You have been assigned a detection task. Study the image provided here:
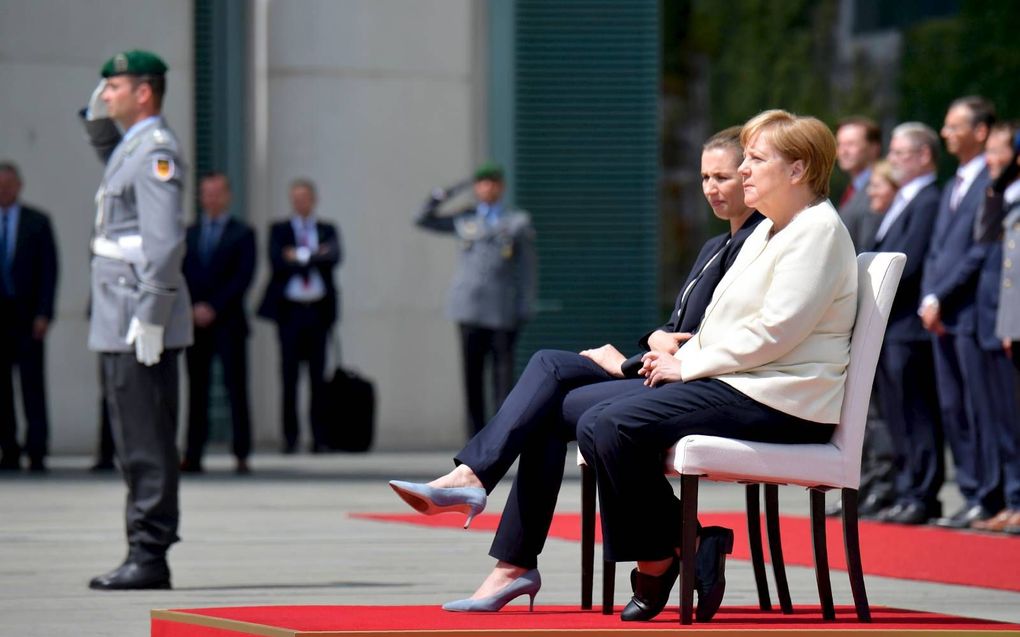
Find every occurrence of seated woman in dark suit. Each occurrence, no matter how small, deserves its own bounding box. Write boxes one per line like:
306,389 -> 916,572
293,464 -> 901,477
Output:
389,127 -> 763,616
578,109 -> 857,621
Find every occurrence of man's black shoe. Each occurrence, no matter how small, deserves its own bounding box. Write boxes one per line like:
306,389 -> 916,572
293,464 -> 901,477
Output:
0,456 -> 21,471
933,504 -> 993,529
28,458 -> 47,473
89,559 -> 171,590
859,492 -> 893,517
886,502 -> 930,525
90,459 -> 116,472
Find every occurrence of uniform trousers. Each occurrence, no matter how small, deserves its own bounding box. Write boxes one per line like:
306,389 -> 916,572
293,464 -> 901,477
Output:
978,346 -> 1020,509
874,340 -> 944,512
102,350 -> 181,561
455,349 -> 644,569
0,300 -> 49,465
184,325 -> 252,464
277,301 -> 330,450
459,324 -> 518,436
931,332 -> 1003,511
577,378 -> 834,563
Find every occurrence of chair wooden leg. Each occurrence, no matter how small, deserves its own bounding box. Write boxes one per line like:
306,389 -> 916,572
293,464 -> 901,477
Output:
745,484 -> 772,611
581,464 -> 595,610
679,475 -> 699,625
764,484 -> 794,614
602,559 -> 615,614
809,489 -> 835,620
842,488 -> 871,622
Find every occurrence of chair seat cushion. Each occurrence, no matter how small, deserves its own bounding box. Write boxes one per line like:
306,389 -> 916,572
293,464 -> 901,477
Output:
667,434 -> 853,489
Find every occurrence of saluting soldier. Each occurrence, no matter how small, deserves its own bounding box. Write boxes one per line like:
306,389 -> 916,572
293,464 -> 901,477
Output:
416,163 -> 536,436
80,50 -> 192,590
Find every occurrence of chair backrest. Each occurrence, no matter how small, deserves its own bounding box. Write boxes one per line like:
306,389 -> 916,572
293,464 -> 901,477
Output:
831,251 -> 905,488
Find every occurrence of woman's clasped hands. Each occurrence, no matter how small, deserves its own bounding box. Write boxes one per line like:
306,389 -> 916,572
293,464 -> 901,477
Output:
640,349 -> 685,386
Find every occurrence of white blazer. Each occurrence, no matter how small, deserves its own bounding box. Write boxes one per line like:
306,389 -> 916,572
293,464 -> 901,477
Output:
676,200 -> 858,424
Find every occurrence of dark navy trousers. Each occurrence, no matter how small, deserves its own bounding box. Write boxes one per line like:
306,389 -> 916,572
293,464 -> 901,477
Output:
874,340 -> 944,513
454,349 -> 645,569
576,378 -> 834,563
931,332 -> 1003,511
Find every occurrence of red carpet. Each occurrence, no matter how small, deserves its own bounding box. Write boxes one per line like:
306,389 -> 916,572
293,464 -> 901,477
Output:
152,605 -> 1020,636
352,512 -> 1020,592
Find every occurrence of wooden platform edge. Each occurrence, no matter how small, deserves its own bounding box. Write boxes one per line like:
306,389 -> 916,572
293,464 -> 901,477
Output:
152,609 -> 297,637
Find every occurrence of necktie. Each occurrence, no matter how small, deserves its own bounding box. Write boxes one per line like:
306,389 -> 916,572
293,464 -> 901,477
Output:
200,220 -> 217,263
950,175 -> 964,211
839,183 -> 856,207
0,211 -> 10,297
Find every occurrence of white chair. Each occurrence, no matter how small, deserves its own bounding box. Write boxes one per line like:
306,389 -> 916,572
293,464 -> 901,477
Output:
579,251 -> 906,625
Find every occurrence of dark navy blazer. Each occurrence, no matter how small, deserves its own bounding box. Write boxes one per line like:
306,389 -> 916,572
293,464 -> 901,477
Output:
921,168 -> 991,335
867,183 -> 940,343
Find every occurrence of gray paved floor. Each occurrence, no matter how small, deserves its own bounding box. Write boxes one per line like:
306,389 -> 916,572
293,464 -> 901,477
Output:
1,450 -> 1019,637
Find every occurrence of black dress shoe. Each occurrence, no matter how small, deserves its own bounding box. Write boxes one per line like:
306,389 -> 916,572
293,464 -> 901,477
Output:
28,458 -> 47,473
886,502 -> 930,525
621,555 -> 680,622
933,504 -> 993,529
694,526 -> 734,622
859,492 -> 894,517
90,459 -> 116,472
0,456 -> 21,471
235,458 -> 251,475
89,559 -> 171,590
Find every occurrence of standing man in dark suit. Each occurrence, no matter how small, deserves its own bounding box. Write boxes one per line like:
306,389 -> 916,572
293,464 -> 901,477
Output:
0,161 -> 58,472
416,163 -> 536,436
835,117 -> 883,251
181,172 -> 256,474
920,96 -> 1001,528
80,50 -> 192,590
830,116 -> 896,518
257,179 -> 341,453
869,124 -> 944,524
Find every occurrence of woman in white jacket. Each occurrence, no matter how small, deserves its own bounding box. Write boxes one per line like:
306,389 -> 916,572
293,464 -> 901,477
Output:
577,109 -> 858,622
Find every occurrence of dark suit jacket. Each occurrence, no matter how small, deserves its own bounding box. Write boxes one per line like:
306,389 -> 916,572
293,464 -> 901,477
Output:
621,212 -> 765,377
867,183 -> 940,342
8,205 -> 58,326
257,218 -> 341,327
183,216 -> 256,336
922,167 -> 991,334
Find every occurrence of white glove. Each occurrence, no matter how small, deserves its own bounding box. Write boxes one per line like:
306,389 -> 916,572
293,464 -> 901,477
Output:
85,80 -> 108,121
125,317 -> 164,366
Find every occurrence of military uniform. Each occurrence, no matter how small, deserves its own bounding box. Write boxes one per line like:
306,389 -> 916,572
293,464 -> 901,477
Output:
82,50 -> 191,590
416,173 -> 535,435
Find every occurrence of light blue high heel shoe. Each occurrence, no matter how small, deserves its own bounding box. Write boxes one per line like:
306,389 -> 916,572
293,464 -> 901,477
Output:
388,480 -> 487,529
442,569 -> 541,612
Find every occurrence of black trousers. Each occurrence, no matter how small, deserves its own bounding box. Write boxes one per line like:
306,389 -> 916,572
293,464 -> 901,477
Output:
184,326 -> 252,463
102,350 -> 180,560
577,378 -> 834,563
0,301 -> 49,464
874,340 -> 944,512
459,324 -> 518,436
455,349 -> 647,569
277,301 -> 330,450
932,332 -> 1003,511
95,355 -> 116,466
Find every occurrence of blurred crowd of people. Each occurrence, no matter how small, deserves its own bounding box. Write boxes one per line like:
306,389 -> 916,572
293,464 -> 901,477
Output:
832,96 -> 1020,535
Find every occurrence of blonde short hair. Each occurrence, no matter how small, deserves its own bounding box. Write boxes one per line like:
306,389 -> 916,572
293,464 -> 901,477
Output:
870,159 -> 899,190
740,109 -> 837,198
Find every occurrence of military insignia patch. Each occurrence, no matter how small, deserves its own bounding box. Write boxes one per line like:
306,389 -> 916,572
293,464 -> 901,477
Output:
153,156 -> 175,182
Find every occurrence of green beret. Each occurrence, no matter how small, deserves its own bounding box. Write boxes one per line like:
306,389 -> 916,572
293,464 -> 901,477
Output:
101,50 -> 168,78
473,161 -> 505,182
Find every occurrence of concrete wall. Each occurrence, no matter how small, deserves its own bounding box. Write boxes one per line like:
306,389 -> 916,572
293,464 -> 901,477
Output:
249,0 -> 485,451
0,0 -> 194,454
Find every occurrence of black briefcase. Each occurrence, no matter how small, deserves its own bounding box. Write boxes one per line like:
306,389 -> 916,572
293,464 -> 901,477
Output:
322,367 -> 376,452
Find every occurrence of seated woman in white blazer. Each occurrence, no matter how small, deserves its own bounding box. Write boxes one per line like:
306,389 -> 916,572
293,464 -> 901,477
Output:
576,109 -> 859,622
